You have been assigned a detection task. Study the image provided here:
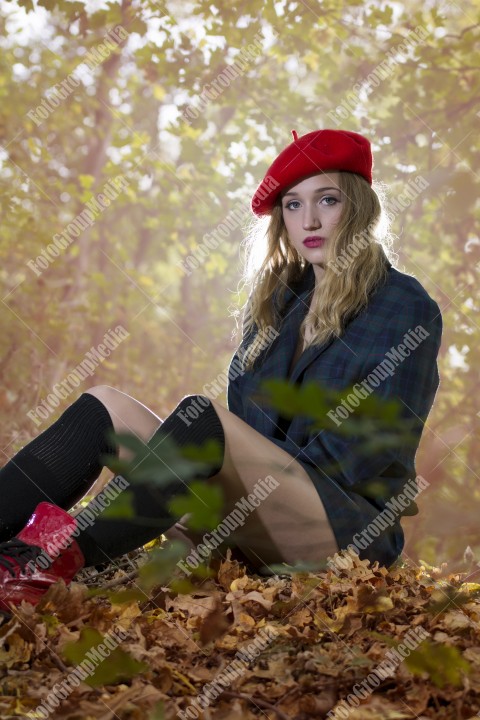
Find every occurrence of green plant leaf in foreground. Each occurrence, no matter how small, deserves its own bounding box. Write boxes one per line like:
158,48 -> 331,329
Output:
62,627 -> 148,687
138,539 -> 193,592
256,378 -> 418,442
403,640 -> 471,688
167,479 -> 224,531
100,431 -> 224,488
100,489 -> 136,519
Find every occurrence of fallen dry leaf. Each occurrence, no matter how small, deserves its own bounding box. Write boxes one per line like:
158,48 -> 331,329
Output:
2,549 -> 480,720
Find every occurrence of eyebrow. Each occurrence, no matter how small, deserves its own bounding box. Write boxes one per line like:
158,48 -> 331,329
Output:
283,186 -> 340,197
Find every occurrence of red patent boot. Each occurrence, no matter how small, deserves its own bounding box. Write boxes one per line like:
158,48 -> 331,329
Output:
0,502 -> 85,613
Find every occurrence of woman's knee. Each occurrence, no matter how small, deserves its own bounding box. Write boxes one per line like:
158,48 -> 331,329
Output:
173,395 -> 224,424
85,386 -> 161,443
85,386 -> 126,425
85,385 -> 120,406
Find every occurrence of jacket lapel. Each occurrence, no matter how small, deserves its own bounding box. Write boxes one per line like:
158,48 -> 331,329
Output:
277,259 -> 393,383
276,264 -> 335,383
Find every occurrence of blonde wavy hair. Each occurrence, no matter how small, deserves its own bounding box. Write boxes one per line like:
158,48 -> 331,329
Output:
236,171 -> 396,372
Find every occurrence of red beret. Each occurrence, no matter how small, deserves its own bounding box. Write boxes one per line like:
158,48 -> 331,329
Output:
251,128 -> 373,216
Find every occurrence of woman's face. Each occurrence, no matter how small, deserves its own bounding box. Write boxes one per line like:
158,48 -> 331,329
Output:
281,172 -> 343,272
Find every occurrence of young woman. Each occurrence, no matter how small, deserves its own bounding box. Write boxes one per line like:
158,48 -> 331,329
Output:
0,129 -> 442,611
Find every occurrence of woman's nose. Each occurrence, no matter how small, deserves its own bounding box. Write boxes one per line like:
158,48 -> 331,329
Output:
302,207 -> 321,229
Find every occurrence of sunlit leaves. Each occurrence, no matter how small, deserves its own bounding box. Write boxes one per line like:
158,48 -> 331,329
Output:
101,489 -> 136,519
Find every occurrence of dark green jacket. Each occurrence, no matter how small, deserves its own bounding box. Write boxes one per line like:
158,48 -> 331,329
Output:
226,261 -> 442,564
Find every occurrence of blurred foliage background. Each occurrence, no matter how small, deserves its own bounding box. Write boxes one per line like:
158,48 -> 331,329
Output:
0,0 -> 478,568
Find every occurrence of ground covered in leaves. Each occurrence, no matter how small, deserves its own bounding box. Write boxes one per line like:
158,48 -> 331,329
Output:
1,548 -> 480,720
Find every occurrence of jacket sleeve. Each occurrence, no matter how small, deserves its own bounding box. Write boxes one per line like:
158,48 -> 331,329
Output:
268,295 -> 442,513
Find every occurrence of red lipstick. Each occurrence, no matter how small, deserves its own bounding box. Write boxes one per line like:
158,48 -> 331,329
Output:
303,237 -> 326,248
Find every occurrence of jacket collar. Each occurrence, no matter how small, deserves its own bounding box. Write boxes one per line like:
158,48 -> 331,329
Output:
278,262 -> 315,308
281,258 -> 392,303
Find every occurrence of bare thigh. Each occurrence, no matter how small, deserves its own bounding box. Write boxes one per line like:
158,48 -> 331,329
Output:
175,399 -> 340,574
85,385 -> 162,460
82,386 -> 215,549
83,385 -> 164,499
84,387 -> 339,572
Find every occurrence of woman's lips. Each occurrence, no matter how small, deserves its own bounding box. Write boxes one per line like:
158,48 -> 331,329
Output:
303,237 -> 326,247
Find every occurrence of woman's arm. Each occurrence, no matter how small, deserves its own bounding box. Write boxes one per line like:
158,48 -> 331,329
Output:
268,293 -> 443,512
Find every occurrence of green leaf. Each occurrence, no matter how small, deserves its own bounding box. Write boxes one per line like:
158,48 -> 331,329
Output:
108,588 -> 147,604
101,490 -> 135,519
153,85 -> 166,100
85,586 -> 146,602
148,701 -> 166,720
128,16 -> 148,35
16,0 -> 35,10
62,627 -> 147,687
255,377 -> 416,449
138,540 -> 191,592
404,641 -> 471,688
266,559 -> 330,576
101,431 -> 223,488
78,174 -> 96,189
168,480 -> 223,531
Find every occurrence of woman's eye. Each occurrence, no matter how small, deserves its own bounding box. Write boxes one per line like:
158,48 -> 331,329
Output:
322,196 -> 338,205
284,200 -> 300,210
284,196 -> 339,210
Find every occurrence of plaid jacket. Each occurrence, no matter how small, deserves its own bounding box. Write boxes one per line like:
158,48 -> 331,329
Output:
226,261 -> 442,531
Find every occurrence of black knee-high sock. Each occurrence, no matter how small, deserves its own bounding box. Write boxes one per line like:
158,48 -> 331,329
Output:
75,395 -> 225,567
0,393 -> 117,541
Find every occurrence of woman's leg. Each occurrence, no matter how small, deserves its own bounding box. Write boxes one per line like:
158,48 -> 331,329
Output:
0,392 -> 116,541
0,385 -> 164,542
0,394 -> 338,614
85,386 -> 163,462
74,395 -> 338,573
74,395 -> 225,566
203,399 -> 340,573
0,390 -> 212,612
164,403 -> 340,573
84,386 -> 219,553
